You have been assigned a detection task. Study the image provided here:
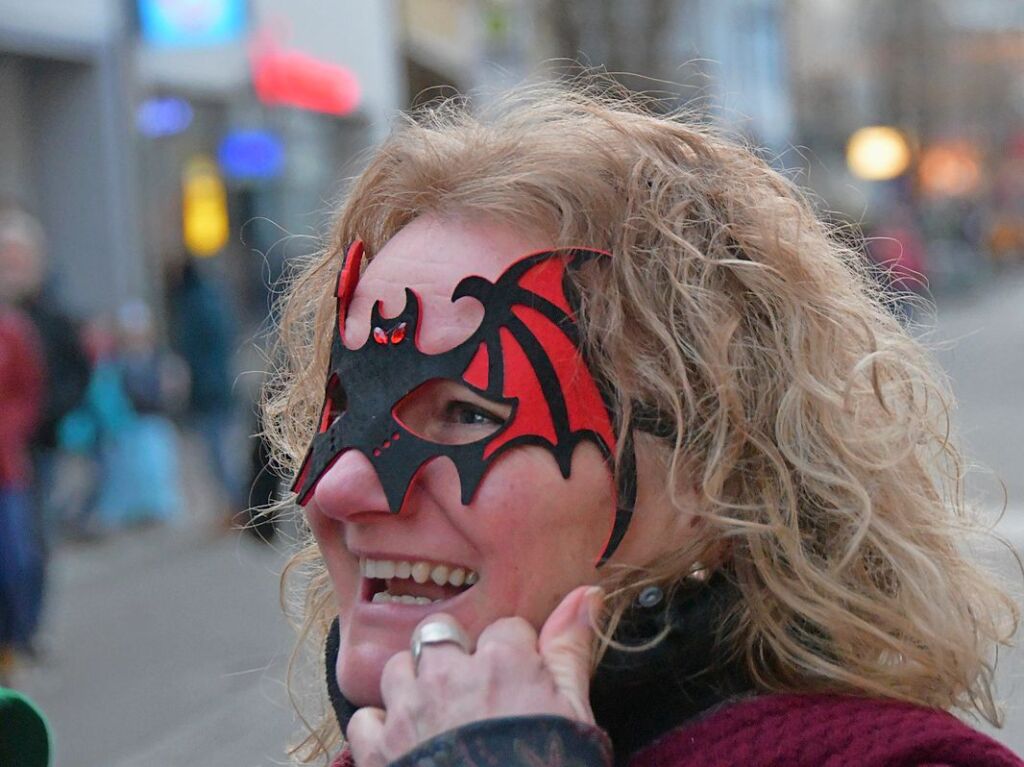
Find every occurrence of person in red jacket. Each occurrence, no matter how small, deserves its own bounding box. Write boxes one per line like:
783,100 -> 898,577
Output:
263,82 -> 1023,767
0,303 -> 45,682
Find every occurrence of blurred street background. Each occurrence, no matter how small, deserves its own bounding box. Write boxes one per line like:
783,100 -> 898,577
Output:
0,0 -> 1022,764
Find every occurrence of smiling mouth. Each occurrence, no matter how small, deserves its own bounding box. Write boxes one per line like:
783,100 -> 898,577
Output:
361,557 -> 479,605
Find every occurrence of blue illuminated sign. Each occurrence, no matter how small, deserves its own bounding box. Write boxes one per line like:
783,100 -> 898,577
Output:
138,0 -> 246,47
217,130 -> 285,181
137,97 -> 193,137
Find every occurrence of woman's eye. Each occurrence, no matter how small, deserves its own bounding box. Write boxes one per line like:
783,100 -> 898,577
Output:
445,401 -> 505,428
393,380 -> 511,444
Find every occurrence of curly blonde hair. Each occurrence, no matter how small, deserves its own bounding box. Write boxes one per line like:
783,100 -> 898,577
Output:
263,82 -> 1019,762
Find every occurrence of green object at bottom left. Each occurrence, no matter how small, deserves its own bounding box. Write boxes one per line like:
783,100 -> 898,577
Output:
0,687 -> 51,767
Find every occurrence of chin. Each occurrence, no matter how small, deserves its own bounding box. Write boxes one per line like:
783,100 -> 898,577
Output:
336,632 -> 401,708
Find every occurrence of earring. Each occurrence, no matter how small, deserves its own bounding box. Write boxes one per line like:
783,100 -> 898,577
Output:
636,585 -> 664,609
687,561 -> 710,583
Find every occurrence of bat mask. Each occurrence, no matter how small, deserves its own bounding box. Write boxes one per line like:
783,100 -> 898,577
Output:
292,240 -> 637,564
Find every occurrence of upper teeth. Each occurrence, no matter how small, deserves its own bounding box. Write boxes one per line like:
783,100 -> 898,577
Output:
361,558 -> 479,588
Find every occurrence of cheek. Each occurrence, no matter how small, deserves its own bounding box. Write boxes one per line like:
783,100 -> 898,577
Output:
469,447 -> 614,618
305,510 -> 358,602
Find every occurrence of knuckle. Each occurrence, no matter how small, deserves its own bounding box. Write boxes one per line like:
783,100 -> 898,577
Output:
478,615 -> 537,648
347,708 -> 368,732
499,615 -> 535,633
380,651 -> 411,690
418,660 -> 454,689
475,636 -> 528,666
474,640 -> 509,665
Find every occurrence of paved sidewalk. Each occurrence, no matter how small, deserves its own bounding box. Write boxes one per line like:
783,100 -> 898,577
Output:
15,523 -> 301,767
12,426 -> 304,767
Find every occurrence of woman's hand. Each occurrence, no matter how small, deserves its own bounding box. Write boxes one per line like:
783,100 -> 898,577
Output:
347,585 -> 602,767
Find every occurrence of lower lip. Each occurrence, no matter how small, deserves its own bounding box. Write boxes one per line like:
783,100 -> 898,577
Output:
353,579 -> 476,621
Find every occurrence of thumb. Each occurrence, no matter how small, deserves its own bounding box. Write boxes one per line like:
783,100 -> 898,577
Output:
538,585 -> 603,724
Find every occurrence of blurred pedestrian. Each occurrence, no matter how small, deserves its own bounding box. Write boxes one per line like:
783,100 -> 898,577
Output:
90,302 -> 186,530
0,206 -> 91,545
867,205 -> 929,320
0,294 -> 45,681
57,316 -> 134,539
167,259 -> 245,530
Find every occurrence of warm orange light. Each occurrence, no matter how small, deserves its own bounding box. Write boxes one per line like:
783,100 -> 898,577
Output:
847,126 -> 912,181
918,140 -> 982,198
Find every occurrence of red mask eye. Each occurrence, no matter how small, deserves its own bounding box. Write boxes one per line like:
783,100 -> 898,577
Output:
321,374 -> 347,430
390,322 -> 407,344
373,327 -> 388,345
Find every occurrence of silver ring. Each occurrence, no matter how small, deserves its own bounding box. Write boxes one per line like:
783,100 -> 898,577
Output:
410,620 -> 471,676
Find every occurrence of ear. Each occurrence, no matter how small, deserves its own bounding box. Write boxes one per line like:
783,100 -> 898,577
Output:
609,432 -> 706,566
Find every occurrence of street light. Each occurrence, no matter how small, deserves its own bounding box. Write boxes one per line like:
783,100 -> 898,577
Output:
846,126 -> 913,181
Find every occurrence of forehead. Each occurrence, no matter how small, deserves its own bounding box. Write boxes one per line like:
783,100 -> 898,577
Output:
343,215 -> 551,353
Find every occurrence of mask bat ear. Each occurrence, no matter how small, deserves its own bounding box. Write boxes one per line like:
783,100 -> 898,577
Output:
290,239 -> 365,501
335,240 -> 364,344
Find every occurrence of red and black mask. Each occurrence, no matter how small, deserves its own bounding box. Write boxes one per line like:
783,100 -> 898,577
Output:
292,240 -> 637,564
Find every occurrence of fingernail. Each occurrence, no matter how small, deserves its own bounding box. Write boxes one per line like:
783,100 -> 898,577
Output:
581,586 -> 604,627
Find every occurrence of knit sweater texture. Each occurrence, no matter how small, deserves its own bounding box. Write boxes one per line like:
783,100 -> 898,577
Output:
331,691 -> 1023,767
631,692 -> 1022,767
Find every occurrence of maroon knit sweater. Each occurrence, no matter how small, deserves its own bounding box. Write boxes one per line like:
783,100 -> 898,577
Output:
332,693 -> 1023,767
631,693 -> 1023,767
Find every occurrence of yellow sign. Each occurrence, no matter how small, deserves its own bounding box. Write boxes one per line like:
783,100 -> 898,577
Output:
182,156 -> 229,257
846,126 -> 912,181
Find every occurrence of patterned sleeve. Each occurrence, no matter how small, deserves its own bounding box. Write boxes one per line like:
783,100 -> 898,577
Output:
388,715 -> 613,767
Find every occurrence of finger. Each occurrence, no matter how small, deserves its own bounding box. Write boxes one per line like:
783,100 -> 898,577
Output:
347,707 -> 387,767
475,615 -> 538,653
411,613 -> 472,678
379,650 -> 416,711
538,585 -> 603,723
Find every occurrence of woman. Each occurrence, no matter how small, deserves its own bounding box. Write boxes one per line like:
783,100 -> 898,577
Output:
265,85 -> 1022,767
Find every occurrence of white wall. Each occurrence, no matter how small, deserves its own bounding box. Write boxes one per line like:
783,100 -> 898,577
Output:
0,0 -> 145,316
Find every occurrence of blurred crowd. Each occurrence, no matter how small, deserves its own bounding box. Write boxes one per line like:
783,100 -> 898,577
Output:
0,202 -> 279,685
855,137 -> 1024,317
863,196 -> 1024,317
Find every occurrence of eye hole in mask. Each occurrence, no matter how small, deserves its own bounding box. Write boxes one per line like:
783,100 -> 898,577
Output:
320,373 -> 348,430
392,378 -> 512,446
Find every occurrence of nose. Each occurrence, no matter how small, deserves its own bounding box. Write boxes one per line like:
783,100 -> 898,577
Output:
308,448 -> 391,522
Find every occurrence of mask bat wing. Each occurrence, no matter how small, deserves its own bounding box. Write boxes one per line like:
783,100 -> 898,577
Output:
454,249 -> 635,563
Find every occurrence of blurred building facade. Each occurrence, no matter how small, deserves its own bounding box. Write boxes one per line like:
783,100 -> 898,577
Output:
0,1 -> 142,318
398,0 -> 793,154
0,0 -> 404,321
787,0 -> 1024,285
3,0 -> 1021,315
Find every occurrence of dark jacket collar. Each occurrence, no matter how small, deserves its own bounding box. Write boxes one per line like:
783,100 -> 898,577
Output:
590,574 -> 751,763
